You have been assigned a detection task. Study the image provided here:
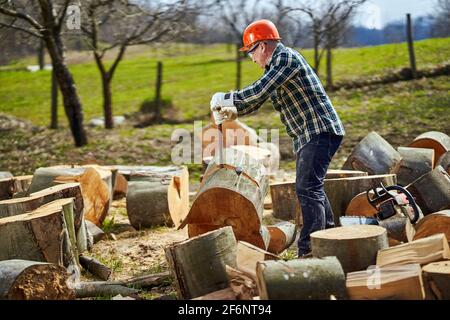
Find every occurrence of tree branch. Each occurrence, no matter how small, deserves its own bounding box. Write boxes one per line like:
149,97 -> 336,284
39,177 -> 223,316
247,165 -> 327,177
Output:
0,6 -> 43,31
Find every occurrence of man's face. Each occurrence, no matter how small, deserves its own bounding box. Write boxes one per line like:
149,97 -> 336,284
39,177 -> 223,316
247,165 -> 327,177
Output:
248,42 -> 269,69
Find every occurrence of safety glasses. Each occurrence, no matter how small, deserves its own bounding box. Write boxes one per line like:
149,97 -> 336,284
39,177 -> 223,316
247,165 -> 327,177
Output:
247,43 -> 260,58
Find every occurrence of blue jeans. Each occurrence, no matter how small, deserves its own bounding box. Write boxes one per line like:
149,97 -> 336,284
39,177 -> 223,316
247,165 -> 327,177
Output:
296,132 -> 343,256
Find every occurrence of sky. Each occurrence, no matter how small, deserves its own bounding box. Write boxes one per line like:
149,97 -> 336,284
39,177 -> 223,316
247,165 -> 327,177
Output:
356,0 -> 436,29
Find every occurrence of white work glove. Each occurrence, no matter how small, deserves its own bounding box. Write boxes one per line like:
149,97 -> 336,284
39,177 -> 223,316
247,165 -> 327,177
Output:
210,92 -> 238,125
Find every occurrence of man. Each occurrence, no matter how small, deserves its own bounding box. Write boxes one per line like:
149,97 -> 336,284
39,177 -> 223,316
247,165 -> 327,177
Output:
210,19 -> 345,257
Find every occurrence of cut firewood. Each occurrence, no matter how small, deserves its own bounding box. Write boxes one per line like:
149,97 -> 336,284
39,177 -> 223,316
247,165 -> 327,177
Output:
378,216 -> 416,243
226,265 -> 258,300
79,255 -> 111,281
165,226 -> 237,299
12,175 -> 33,197
192,287 -> 236,300
377,233 -> 450,267
346,264 -> 425,300
407,166 -> 450,215
266,221 -> 297,254
126,166 -> 189,229
112,173 -> 128,199
74,282 -> 139,299
0,199 -> 80,270
396,147 -> 434,186
236,241 -> 278,281
437,151 -> 450,174
408,131 -> 450,166
413,210 -> 450,243
325,174 -> 397,226
256,257 -> 347,300
422,261 -> 450,300
0,259 -> 75,300
342,132 -> 402,175
311,225 -> 389,273
182,148 -> 269,249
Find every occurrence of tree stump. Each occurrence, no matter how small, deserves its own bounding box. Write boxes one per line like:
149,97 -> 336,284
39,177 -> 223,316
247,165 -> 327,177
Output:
376,234 -> 450,267
165,226 -> 237,299
256,257 -> 347,300
0,260 -> 75,300
407,166 -> 450,215
437,151 -> 450,174
408,131 -> 450,166
311,225 -> 389,273
397,147 -> 434,186
126,166 -> 189,229
181,148 -> 269,249
342,132 -> 402,174
422,261 -> 450,300
266,221 -> 297,254
413,210 -> 450,243
346,264 -> 425,300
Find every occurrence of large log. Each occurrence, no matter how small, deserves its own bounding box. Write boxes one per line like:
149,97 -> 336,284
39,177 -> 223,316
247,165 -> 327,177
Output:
165,226 -> 237,299
407,166 -> 450,215
342,132 -> 402,174
236,241 -> 278,281
422,261 -> 450,300
182,148 -> 269,249
126,166 -> 189,229
311,225 -> 389,273
408,131 -> 450,166
256,257 -> 347,300
0,260 -> 75,300
346,264 -> 425,300
0,199 -> 80,270
437,151 -> 450,174
325,174 -> 397,226
413,210 -> 450,243
266,221 -> 297,254
396,147 -> 434,186
268,170 -> 369,224
376,234 -> 450,267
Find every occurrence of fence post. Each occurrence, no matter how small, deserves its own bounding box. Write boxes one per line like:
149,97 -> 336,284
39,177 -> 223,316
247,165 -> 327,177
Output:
406,13 -> 417,79
155,61 -> 163,120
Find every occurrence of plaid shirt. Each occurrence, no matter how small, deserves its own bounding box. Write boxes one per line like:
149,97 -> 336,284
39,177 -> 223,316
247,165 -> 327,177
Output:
233,43 -> 345,153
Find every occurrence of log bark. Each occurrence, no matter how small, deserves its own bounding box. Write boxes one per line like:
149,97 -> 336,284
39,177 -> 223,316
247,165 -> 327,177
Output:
376,234 -> 450,267
342,132 -> 402,174
266,221 -> 297,254
236,241 -> 278,281
165,226 -> 237,299
346,264 -> 425,300
0,260 -> 75,300
437,151 -> 450,174
311,225 -> 389,273
413,210 -> 450,243
79,255 -> 111,281
408,131 -> 450,165
126,166 -> 189,229
182,148 -> 269,249
256,257 -> 347,300
407,166 -> 450,215
379,216 -> 416,243
397,147 -> 434,186
422,261 -> 450,300
325,174 -> 397,226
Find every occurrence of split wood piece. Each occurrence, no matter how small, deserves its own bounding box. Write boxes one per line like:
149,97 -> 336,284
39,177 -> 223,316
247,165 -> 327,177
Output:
422,261 -> 450,300
165,226 -> 237,299
408,131 -> 450,166
79,255 -> 111,281
266,221 -> 297,254
437,151 -> 450,174
376,233 -> 450,267
11,175 -> 33,197
269,170 -> 368,222
0,172 -> 13,179
397,147 -> 434,186
85,220 -> 106,243
182,148 -> 269,249
126,166 -> 189,229
407,166 -> 450,215
0,199 -> 80,270
74,282 -> 139,299
256,257 -> 347,300
346,263 -> 425,300
326,174 -> 397,226
311,225 -> 389,273
236,241 -> 278,281
226,265 -> 258,300
342,132 -> 402,174
192,287 -> 237,300
0,259 -> 75,300
112,173 -> 128,199
413,210 -> 450,243
379,216 -> 416,243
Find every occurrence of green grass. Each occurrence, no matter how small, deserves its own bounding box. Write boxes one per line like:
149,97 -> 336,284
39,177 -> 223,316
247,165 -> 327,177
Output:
0,38 -> 449,126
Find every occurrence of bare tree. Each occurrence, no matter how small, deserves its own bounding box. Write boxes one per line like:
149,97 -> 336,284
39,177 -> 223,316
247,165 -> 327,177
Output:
0,0 -> 88,146
431,0 -> 450,37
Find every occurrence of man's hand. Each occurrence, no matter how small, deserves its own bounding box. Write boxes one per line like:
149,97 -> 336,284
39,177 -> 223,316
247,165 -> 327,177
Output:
210,92 -> 238,125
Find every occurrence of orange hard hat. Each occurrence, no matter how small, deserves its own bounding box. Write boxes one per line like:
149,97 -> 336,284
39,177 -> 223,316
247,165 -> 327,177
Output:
240,19 -> 281,52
